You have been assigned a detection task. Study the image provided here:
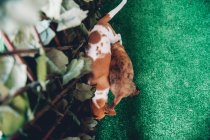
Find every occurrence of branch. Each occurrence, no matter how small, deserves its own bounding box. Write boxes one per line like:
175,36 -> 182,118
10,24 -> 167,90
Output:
0,46 -> 73,56
43,106 -> 70,140
31,79 -> 78,124
0,32 -> 35,81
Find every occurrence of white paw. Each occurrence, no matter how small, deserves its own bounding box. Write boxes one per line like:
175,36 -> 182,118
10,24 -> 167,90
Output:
117,34 -> 122,45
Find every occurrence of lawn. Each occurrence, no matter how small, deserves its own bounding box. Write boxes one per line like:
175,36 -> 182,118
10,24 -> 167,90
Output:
96,0 -> 210,139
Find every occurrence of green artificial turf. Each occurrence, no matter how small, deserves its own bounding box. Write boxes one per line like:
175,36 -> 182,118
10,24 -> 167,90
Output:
96,0 -> 210,139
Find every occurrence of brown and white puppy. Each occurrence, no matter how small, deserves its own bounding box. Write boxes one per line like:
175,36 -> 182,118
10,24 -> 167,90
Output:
109,42 -> 139,111
86,0 -> 127,119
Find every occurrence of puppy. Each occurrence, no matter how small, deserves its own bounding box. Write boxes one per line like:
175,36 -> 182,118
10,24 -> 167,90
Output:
109,42 -> 139,112
85,0 -> 127,119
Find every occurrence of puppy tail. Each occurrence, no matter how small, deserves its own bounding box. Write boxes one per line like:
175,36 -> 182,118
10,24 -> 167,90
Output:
98,0 -> 127,24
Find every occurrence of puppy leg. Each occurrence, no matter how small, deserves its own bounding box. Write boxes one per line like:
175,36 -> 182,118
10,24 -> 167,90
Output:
92,88 -> 109,108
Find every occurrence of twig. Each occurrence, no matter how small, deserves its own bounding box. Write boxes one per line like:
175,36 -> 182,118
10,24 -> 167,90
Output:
31,79 -> 78,124
0,32 -> 35,81
54,36 -> 62,48
0,46 -> 74,57
43,106 -> 71,140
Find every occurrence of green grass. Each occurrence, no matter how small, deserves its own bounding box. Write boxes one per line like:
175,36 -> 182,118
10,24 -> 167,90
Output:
96,0 -> 210,139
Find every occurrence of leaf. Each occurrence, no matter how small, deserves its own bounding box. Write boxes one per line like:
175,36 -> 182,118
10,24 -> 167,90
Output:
0,56 -> 14,83
11,27 -> 40,52
73,83 -> 95,102
46,48 -> 69,75
62,0 -> 79,11
83,0 -> 94,3
42,0 -> 63,20
36,49 -> 47,88
0,82 -> 9,101
68,111 -> 81,125
63,57 -> 91,85
83,117 -> 98,131
0,106 -> 25,136
35,20 -> 55,45
62,137 -> 80,140
57,8 -> 88,31
5,62 -> 27,96
10,95 -> 28,114
63,59 -> 84,84
79,133 -> 92,140
0,35 -> 5,52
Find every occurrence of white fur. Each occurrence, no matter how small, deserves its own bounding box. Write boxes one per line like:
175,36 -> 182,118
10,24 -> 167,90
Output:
92,88 -> 109,108
86,25 -> 121,60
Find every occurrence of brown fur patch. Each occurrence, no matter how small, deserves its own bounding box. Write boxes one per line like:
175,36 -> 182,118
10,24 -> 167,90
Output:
89,31 -> 101,44
90,53 -> 111,90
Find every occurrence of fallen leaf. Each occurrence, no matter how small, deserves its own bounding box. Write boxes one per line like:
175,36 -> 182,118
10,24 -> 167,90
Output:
79,133 -> 92,140
46,48 -> 69,75
62,0 -> 79,11
68,111 -> 81,126
63,56 -> 91,84
5,62 -> 27,96
42,0 -> 63,20
73,83 -> 95,102
35,20 -> 55,45
0,81 -> 9,101
0,56 -> 14,83
9,95 -> 28,114
82,117 -> 98,131
62,137 -> 80,140
83,0 -> 94,3
0,106 -> 25,136
57,8 -> 88,31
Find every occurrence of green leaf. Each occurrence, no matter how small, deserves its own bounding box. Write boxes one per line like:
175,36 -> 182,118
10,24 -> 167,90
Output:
0,35 -> 5,52
35,20 -> 55,45
0,56 -> 14,84
36,50 -> 47,87
62,137 -> 80,140
83,117 -> 98,131
57,8 -> 88,31
63,59 -> 84,84
0,82 -> 9,101
73,83 -> 95,102
68,111 -> 81,126
10,95 -> 28,114
5,62 -> 27,96
0,106 -> 25,136
46,48 -> 69,75
11,27 -> 40,54
79,133 -> 92,140
83,0 -> 94,3
63,57 -> 91,85
62,0 -> 79,11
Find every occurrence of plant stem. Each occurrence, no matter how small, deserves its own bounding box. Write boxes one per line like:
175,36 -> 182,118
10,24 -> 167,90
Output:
0,46 -> 73,56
